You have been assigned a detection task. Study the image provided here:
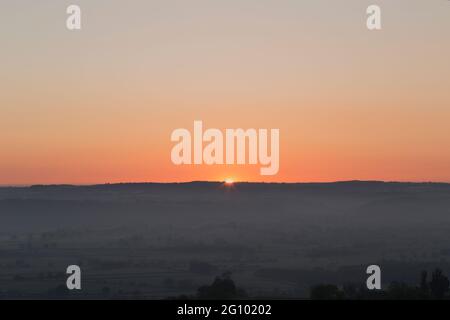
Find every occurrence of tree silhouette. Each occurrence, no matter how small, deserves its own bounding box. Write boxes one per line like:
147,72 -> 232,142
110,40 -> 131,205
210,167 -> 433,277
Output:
310,269 -> 450,300
197,272 -> 246,299
429,269 -> 449,299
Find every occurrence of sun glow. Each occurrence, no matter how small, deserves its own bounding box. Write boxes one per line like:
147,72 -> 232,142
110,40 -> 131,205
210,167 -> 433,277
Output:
224,178 -> 234,185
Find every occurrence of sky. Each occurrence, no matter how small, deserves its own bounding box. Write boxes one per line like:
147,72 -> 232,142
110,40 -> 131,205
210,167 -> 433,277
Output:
1,0 -> 450,184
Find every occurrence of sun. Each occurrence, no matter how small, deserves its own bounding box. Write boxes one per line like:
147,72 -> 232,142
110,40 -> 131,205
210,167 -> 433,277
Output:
224,178 -> 234,185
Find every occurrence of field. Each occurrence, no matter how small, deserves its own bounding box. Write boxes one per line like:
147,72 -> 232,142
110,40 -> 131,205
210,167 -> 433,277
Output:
1,181 -> 450,299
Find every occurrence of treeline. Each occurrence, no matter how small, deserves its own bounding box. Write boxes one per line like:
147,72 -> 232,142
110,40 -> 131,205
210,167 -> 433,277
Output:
310,268 -> 450,300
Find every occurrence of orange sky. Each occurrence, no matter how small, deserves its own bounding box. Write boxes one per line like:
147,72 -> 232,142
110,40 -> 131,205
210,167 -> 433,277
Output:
1,0 -> 450,184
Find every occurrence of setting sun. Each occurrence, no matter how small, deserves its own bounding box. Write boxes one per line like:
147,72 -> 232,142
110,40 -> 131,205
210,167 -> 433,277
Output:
224,178 -> 234,185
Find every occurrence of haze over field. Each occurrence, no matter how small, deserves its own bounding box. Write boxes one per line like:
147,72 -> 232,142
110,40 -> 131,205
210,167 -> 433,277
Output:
1,181 -> 450,299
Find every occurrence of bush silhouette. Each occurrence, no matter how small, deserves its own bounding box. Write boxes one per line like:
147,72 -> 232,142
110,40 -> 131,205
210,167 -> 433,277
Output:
197,272 -> 246,300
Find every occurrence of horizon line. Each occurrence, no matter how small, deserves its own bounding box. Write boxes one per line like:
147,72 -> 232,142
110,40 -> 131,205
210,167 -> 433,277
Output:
1,179 -> 450,188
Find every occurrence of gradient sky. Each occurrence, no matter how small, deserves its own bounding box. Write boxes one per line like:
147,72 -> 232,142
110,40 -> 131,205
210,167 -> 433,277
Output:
1,0 -> 450,184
